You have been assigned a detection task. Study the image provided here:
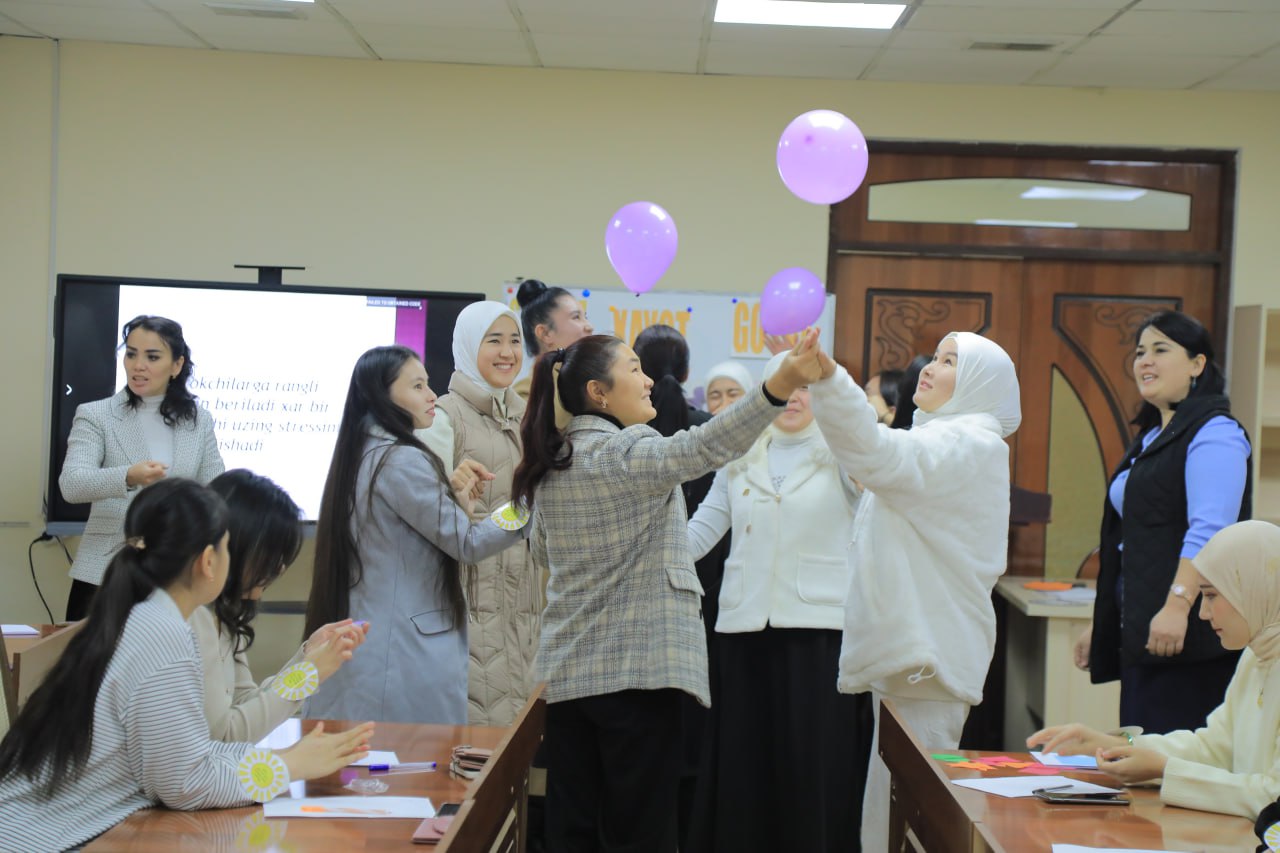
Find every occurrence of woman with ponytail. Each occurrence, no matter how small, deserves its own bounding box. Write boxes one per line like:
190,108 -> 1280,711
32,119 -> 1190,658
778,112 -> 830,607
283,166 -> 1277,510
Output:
0,479 -> 373,853
303,345 -> 527,726
512,330 -> 825,851
193,469 -> 368,742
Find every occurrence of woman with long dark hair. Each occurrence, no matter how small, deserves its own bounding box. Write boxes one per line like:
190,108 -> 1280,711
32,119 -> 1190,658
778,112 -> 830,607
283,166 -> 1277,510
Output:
0,479 -> 372,853
303,345 -> 526,725
59,315 -> 224,620
193,469 -> 367,741
1082,311 -> 1251,734
512,331 -> 823,851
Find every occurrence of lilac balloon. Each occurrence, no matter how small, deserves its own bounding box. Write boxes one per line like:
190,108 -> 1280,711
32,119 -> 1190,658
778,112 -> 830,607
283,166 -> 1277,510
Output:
605,201 -> 679,294
760,267 -> 825,335
776,110 -> 869,205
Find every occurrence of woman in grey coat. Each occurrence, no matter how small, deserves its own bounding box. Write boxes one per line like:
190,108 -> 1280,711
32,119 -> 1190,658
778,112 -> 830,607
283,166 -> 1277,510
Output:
303,346 -> 525,725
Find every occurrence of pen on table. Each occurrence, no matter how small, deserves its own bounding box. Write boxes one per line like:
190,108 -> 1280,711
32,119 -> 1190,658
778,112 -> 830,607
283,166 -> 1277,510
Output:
1033,785 -> 1075,794
368,761 -> 437,774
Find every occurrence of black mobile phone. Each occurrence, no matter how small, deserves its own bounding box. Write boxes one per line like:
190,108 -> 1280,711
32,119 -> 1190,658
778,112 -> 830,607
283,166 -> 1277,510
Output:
437,803 -> 462,817
1034,790 -> 1129,806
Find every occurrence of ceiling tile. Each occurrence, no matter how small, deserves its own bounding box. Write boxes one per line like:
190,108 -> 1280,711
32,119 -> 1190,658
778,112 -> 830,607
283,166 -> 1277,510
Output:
891,29 -> 1071,51
532,33 -> 699,73
709,21 -> 891,47
356,24 -> 532,64
323,0 -> 517,29
522,11 -> 700,38
907,6 -> 1118,35
865,47 -> 1051,85
1074,31 -> 1277,57
1030,52 -> 1240,88
704,41 -> 878,79
0,3 -> 199,45
925,0 -> 1126,6
1103,9 -> 1280,40
1198,52 -> 1280,90
0,11 -> 43,35
1136,0 -> 1280,10
517,0 -> 709,19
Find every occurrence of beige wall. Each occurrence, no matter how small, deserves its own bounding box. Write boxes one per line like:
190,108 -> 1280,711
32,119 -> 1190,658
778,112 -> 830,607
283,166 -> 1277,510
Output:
3,37 -> 1280,632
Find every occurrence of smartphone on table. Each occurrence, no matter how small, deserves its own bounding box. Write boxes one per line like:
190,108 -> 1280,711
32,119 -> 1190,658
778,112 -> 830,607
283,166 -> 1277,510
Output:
1034,788 -> 1129,806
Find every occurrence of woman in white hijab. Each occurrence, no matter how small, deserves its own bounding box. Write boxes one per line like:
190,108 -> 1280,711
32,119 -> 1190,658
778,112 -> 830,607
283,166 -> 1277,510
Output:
703,361 -> 754,416
685,351 -> 872,852
1030,520 -> 1280,819
432,300 -> 538,727
807,331 -> 1022,852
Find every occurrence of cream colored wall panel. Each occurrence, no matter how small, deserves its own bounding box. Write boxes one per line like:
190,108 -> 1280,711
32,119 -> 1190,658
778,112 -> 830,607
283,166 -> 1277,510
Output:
704,41 -> 877,78
1032,52 -> 1240,88
865,48 -> 1049,84
531,33 -> 699,72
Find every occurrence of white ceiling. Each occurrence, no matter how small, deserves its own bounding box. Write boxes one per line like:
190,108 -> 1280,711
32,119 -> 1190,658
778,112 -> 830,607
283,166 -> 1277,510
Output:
1,0 -> 1277,91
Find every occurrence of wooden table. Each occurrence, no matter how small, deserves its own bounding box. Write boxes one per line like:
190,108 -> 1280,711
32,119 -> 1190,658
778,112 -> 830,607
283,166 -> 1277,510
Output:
994,577 -> 1120,749
881,699 -> 1257,853
84,720 -> 508,852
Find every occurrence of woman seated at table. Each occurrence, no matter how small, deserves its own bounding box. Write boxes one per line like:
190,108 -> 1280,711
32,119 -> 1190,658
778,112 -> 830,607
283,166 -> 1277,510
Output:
0,479 -> 373,853
194,469 -> 369,742
1029,520 -> 1280,820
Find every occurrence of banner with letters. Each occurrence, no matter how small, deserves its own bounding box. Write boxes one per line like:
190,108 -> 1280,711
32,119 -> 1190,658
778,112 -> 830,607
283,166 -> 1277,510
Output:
501,285 -> 835,408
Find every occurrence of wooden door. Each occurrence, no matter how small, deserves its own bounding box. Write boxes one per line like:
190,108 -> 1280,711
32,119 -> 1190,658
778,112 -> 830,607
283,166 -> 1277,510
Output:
834,254 -> 1218,576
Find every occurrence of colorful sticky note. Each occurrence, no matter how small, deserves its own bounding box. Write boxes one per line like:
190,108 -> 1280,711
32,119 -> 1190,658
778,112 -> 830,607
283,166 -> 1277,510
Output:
932,754 -> 966,762
949,761 -> 994,771
1016,765 -> 1063,775
1024,581 -> 1074,591
975,756 -> 1018,765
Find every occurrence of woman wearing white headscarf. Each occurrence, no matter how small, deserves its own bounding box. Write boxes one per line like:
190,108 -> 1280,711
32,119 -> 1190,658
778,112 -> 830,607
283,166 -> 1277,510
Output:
703,360 -> 754,415
685,351 -> 872,852
808,331 -> 1022,852
1030,520 -> 1280,819
433,300 -> 537,727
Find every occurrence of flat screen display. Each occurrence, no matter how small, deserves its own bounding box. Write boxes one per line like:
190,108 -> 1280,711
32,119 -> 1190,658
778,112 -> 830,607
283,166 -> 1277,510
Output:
49,275 -> 481,524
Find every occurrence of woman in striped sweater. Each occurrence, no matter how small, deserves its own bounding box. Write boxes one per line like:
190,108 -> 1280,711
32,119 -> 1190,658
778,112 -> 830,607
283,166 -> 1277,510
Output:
0,478 -> 373,853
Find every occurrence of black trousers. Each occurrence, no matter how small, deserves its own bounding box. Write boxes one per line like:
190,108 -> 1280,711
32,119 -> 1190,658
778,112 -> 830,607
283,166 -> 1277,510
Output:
65,579 -> 98,622
1120,653 -> 1238,734
545,688 -> 683,853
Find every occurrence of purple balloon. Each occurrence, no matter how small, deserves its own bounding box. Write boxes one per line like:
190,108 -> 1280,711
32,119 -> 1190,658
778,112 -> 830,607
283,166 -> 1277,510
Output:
760,267 -> 825,335
776,109 -> 869,205
605,201 -> 679,294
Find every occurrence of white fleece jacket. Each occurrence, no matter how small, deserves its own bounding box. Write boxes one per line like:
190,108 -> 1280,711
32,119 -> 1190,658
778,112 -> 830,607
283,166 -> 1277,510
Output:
810,364 -> 1013,705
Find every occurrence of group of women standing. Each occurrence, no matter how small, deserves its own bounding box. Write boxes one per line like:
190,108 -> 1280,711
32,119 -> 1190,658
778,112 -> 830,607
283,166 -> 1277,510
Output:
6,290 -> 1268,852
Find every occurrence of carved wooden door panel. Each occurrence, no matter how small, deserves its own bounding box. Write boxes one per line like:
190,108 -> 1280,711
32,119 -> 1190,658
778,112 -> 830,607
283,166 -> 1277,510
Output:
832,253 -> 1217,576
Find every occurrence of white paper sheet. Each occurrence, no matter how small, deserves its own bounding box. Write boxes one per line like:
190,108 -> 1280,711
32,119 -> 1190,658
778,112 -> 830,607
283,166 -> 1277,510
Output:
263,795 -> 434,819
1032,751 -> 1099,769
952,776 -> 1121,798
349,751 -> 400,767
1052,846 -> 1187,853
1,625 -> 40,636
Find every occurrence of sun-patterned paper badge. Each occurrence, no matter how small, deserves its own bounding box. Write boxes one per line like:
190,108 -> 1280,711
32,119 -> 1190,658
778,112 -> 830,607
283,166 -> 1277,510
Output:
238,749 -> 290,802
1264,818 -> 1280,852
490,501 -> 530,531
273,661 -> 319,701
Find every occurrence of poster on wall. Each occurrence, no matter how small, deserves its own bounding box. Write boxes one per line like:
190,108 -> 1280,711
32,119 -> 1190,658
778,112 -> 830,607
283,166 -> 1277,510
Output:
500,284 -> 836,408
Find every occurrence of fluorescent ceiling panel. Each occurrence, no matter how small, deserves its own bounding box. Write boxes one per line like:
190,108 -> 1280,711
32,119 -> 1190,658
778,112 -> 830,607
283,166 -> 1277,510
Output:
714,0 -> 906,30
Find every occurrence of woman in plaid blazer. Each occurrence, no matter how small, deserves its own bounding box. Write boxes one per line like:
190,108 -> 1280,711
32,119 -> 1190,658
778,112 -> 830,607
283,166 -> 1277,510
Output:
512,331 -> 824,852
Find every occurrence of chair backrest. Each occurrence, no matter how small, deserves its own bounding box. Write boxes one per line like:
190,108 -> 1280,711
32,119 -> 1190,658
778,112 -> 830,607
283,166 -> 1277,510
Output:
1076,545 -> 1101,580
879,698 -> 984,853
14,621 -> 85,710
439,684 -> 546,853
0,634 -> 15,739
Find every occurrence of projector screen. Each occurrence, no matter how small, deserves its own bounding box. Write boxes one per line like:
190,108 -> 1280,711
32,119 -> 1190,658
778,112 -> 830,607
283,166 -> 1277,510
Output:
49,275 -> 481,525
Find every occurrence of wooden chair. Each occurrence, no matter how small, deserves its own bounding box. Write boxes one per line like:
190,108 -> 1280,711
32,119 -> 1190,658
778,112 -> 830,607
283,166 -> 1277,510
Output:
13,621 -> 84,709
1076,545 -> 1101,581
880,698 -> 992,853
0,634 -> 16,738
439,684 -> 546,853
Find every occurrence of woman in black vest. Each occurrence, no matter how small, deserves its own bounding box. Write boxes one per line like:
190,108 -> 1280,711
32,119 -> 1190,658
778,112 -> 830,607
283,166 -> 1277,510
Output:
1081,311 -> 1251,734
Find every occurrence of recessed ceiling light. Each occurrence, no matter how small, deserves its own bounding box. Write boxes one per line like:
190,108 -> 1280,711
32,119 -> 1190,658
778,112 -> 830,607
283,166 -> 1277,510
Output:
1021,186 -> 1147,202
976,219 -> 1079,229
714,0 -> 906,29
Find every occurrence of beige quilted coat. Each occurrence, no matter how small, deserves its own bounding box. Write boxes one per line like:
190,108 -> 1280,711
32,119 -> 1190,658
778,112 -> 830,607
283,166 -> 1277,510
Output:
435,371 -> 539,727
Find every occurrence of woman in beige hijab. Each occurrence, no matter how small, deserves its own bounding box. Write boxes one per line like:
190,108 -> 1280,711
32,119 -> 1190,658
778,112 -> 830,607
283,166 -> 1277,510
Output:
1029,520 -> 1280,819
